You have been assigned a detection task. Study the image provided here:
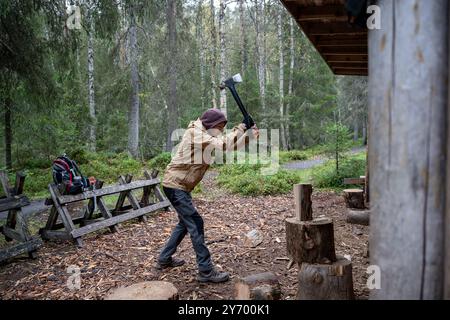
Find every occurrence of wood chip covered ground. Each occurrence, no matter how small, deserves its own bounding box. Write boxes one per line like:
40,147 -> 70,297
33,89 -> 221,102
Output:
0,171 -> 370,300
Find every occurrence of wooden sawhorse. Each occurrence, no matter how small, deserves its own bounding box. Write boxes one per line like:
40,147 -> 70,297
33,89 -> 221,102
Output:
40,170 -> 171,247
0,171 -> 42,262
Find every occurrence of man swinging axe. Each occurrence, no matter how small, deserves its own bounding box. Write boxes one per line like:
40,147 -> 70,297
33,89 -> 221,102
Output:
156,74 -> 259,283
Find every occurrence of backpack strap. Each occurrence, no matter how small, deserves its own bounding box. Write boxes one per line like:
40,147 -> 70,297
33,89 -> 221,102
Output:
54,158 -> 73,193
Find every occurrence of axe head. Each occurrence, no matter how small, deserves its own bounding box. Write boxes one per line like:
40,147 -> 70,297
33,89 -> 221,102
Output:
219,73 -> 243,90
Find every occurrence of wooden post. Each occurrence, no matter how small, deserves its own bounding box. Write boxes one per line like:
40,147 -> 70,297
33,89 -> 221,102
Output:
446,2 -> 450,300
294,184 -> 312,221
365,141 -> 370,206
369,1 -> 448,299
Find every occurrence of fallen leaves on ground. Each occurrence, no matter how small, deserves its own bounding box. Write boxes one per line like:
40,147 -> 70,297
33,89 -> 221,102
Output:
0,171 -> 370,300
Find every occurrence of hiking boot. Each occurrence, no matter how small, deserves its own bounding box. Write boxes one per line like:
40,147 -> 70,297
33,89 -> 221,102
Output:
156,257 -> 185,270
197,269 -> 230,283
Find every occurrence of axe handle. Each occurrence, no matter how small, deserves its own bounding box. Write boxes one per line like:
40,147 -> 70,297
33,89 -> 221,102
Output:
228,84 -> 255,129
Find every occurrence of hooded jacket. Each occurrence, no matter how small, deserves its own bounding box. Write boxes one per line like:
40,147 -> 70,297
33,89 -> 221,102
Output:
162,119 -> 247,192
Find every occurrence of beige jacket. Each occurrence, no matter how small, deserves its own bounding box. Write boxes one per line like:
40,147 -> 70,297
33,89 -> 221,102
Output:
162,119 -> 247,192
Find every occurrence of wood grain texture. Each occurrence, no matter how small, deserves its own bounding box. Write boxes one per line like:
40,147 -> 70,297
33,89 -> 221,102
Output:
369,0 -> 448,299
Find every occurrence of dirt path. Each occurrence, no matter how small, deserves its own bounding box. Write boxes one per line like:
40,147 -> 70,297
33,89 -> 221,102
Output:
0,171 -> 370,300
283,146 -> 367,171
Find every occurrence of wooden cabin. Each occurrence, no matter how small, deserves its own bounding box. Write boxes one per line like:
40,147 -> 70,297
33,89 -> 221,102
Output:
280,0 -> 450,299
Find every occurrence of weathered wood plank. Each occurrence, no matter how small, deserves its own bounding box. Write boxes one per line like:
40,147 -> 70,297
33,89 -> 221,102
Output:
0,170 -> 12,196
115,175 -> 133,211
97,198 -> 119,233
144,170 -> 172,212
71,200 -> 170,238
57,179 -> 161,205
118,175 -> 146,222
343,178 -> 366,185
0,225 -> 24,242
14,171 -> 26,195
48,185 -> 82,247
40,230 -> 71,241
0,238 -> 42,263
369,0 -> 448,299
0,196 -> 30,212
83,180 -> 104,221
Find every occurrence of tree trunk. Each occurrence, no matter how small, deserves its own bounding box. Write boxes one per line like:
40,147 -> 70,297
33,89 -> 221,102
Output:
346,209 -> 370,226
128,7 -> 140,158
353,118 -> 358,142
343,189 -> 365,209
166,0 -> 178,152
196,0 -> 206,110
218,0 -> 227,118
278,9 -> 287,150
255,0 -> 266,117
209,0 -> 218,109
286,18 -> 295,150
369,1 -> 447,299
285,217 -> 337,265
362,120 -> 367,145
4,97 -> 12,170
239,0 -> 247,74
297,256 -> 354,300
87,13 -> 96,152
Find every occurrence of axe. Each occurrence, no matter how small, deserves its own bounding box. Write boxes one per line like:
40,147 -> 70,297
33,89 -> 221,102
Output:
219,74 -> 255,129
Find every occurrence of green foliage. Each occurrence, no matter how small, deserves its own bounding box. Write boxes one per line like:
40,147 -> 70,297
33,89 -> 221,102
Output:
12,152 -> 143,199
148,152 -> 172,170
217,163 -> 305,196
324,123 -> 353,174
311,153 -> 366,189
279,150 -> 307,164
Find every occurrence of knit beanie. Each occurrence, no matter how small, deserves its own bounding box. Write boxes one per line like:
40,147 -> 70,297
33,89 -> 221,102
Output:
200,108 -> 228,130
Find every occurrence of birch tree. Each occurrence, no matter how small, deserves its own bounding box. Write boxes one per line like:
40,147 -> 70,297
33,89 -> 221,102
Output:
255,0 -> 266,118
87,1 -> 96,152
278,8 -> 287,150
166,0 -> 178,152
239,0 -> 247,74
209,0 -> 218,109
219,0 -> 227,117
128,5 -> 140,157
196,0 -> 206,110
286,17 -> 295,150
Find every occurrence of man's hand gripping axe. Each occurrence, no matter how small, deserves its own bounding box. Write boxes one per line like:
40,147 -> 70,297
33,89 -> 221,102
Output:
219,74 -> 255,130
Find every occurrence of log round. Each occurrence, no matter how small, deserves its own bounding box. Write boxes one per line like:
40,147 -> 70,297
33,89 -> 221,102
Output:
105,281 -> 178,300
343,189 -> 365,209
235,272 -> 281,300
297,256 -> 354,300
285,217 -> 336,265
346,209 -> 370,226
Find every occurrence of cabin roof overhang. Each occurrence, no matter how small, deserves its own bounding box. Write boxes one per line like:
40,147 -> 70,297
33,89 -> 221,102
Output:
280,0 -> 368,76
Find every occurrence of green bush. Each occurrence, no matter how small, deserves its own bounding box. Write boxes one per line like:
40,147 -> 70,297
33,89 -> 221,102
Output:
279,150 -> 307,163
217,163 -> 305,196
148,152 -> 172,170
311,154 -> 366,189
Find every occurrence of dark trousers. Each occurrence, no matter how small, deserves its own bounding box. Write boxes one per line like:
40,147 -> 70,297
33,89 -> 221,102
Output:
158,187 -> 213,272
